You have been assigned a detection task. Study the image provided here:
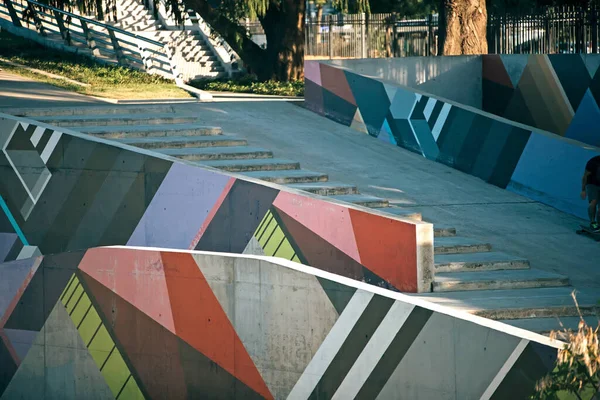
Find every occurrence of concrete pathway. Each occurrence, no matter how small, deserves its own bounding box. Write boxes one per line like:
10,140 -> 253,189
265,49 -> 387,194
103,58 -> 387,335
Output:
175,100 -> 600,296
0,70 -> 105,108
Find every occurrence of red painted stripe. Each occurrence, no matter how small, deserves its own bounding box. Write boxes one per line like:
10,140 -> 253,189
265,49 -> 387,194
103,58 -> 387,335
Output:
188,177 -> 236,250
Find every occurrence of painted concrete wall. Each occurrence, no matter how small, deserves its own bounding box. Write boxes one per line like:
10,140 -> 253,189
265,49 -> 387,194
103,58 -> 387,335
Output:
305,61 -> 600,220
0,247 -> 560,399
325,56 -> 482,109
0,113 -> 433,293
325,55 -> 600,148
482,54 -> 600,147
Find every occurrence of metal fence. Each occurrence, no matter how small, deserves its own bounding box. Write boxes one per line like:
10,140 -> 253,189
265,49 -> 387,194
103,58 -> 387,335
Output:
299,6 -> 600,59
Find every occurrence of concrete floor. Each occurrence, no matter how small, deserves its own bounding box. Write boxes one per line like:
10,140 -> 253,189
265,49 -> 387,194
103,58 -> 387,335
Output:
0,71 -> 106,108
175,101 -> 600,295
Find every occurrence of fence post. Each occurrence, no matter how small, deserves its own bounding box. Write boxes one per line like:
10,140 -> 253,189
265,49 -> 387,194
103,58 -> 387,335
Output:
593,6 -> 598,53
392,12 -> 398,57
137,44 -> 151,72
107,29 -> 129,66
328,14 -> 333,59
53,10 -> 70,45
360,13 -> 366,58
26,3 -> 46,36
163,44 -> 183,85
427,13 -> 434,56
80,20 -> 100,56
3,0 -> 22,28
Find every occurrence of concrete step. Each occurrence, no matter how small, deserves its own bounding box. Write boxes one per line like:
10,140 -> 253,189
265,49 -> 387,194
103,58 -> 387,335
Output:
379,206 -> 422,221
331,195 -> 389,208
287,182 -> 358,196
80,124 -> 223,138
432,225 -> 456,237
435,252 -> 530,273
198,159 -> 300,172
6,105 -> 177,117
115,135 -> 247,149
36,113 -> 199,127
433,269 -> 570,292
501,316 -> 600,336
241,170 -> 328,184
411,287 -> 600,320
156,146 -> 273,161
434,237 -> 492,255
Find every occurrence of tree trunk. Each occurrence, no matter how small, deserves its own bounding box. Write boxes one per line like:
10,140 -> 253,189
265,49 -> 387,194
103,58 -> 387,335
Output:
184,0 -> 304,81
439,0 -> 488,55
260,0 -> 305,81
315,5 -> 323,51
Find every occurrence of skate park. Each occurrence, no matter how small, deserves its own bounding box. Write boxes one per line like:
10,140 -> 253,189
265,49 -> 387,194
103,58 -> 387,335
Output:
0,41 -> 600,399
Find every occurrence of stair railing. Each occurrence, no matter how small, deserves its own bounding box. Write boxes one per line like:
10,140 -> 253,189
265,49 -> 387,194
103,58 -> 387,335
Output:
0,0 -> 184,84
149,0 -> 243,77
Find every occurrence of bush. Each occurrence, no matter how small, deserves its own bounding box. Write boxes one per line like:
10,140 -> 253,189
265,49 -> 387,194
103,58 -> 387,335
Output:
534,293 -> 599,400
190,75 -> 304,97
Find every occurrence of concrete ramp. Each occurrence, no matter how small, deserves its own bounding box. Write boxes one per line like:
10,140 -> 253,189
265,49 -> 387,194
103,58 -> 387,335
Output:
0,111 -> 433,293
0,247 -> 561,399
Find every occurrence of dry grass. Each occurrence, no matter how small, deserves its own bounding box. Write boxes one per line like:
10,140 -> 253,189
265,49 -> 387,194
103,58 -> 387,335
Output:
534,292 -> 599,400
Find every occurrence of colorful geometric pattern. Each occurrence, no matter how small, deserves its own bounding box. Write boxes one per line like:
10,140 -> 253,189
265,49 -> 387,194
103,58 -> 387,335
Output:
0,114 -> 430,293
0,247 -> 559,399
482,54 -> 600,147
304,61 -> 600,220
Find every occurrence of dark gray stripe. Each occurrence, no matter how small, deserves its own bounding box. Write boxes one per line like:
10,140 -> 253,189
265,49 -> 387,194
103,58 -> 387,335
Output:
308,295 -> 395,400
355,307 -> 433,399
490,343 -> 553,400
35,129 -> 53,154
428,100 -> 445,130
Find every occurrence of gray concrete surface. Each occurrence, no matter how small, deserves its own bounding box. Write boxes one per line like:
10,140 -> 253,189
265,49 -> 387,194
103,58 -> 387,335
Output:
175,100 -> 600,296
0,70 -> 104,108
325,56 -> 482,108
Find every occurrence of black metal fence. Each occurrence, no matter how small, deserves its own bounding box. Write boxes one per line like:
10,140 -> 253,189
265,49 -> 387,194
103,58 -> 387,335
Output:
298,6 -> 600,58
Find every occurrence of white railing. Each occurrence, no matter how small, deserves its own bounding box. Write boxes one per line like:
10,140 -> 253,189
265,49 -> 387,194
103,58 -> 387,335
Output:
149,0 -> 243,76
0,0 -> 184,83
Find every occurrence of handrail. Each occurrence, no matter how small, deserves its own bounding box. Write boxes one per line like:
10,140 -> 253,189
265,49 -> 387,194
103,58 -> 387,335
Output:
24,0 -> 164,48
0,0 -> 184,83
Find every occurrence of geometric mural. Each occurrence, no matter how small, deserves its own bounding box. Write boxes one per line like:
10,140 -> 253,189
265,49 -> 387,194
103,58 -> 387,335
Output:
483,54 -> 600,147
0,114 -> 430,293
0,247 -> 560,399
304,60 -> 600,220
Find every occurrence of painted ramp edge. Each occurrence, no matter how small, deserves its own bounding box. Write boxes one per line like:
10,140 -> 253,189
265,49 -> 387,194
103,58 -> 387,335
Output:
0,247 -> 561,400
305,60 -> 600,220
0,112 -> 433,294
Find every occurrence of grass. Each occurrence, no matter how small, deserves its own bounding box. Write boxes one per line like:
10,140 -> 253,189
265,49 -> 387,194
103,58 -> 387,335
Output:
190,75 -> 304,97
0,30 -> 192,100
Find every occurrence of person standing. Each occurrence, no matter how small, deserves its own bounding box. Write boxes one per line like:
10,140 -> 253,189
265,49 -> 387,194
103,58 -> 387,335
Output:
581,155 -> 600,232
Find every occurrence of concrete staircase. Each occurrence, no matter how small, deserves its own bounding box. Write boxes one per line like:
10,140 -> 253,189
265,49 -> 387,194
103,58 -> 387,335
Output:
8,104 -> 596,336
107,0 -> 226,80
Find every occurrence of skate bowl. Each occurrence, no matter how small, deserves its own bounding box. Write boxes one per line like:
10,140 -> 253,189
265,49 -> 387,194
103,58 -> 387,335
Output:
0,246 -> 561,399
0,112 -> 433,293
305,58 -> 600,221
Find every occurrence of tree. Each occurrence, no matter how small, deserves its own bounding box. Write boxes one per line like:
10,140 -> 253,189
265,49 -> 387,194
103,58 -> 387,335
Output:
181,0 -> 309,81
438,0 -> 488,55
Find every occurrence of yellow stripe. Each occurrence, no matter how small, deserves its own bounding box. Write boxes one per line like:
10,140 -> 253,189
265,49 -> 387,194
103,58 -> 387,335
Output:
274,239 -> 296,261
60,274 -> 145,399
257,218 -> 278,248
262,227 -> 285,255
118,376 -> 145,400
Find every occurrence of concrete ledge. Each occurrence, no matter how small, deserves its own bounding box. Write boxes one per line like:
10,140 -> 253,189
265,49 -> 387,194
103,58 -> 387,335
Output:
178,83 -> 213,101
0,246 -> 562,398
0,111 -> 432,294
